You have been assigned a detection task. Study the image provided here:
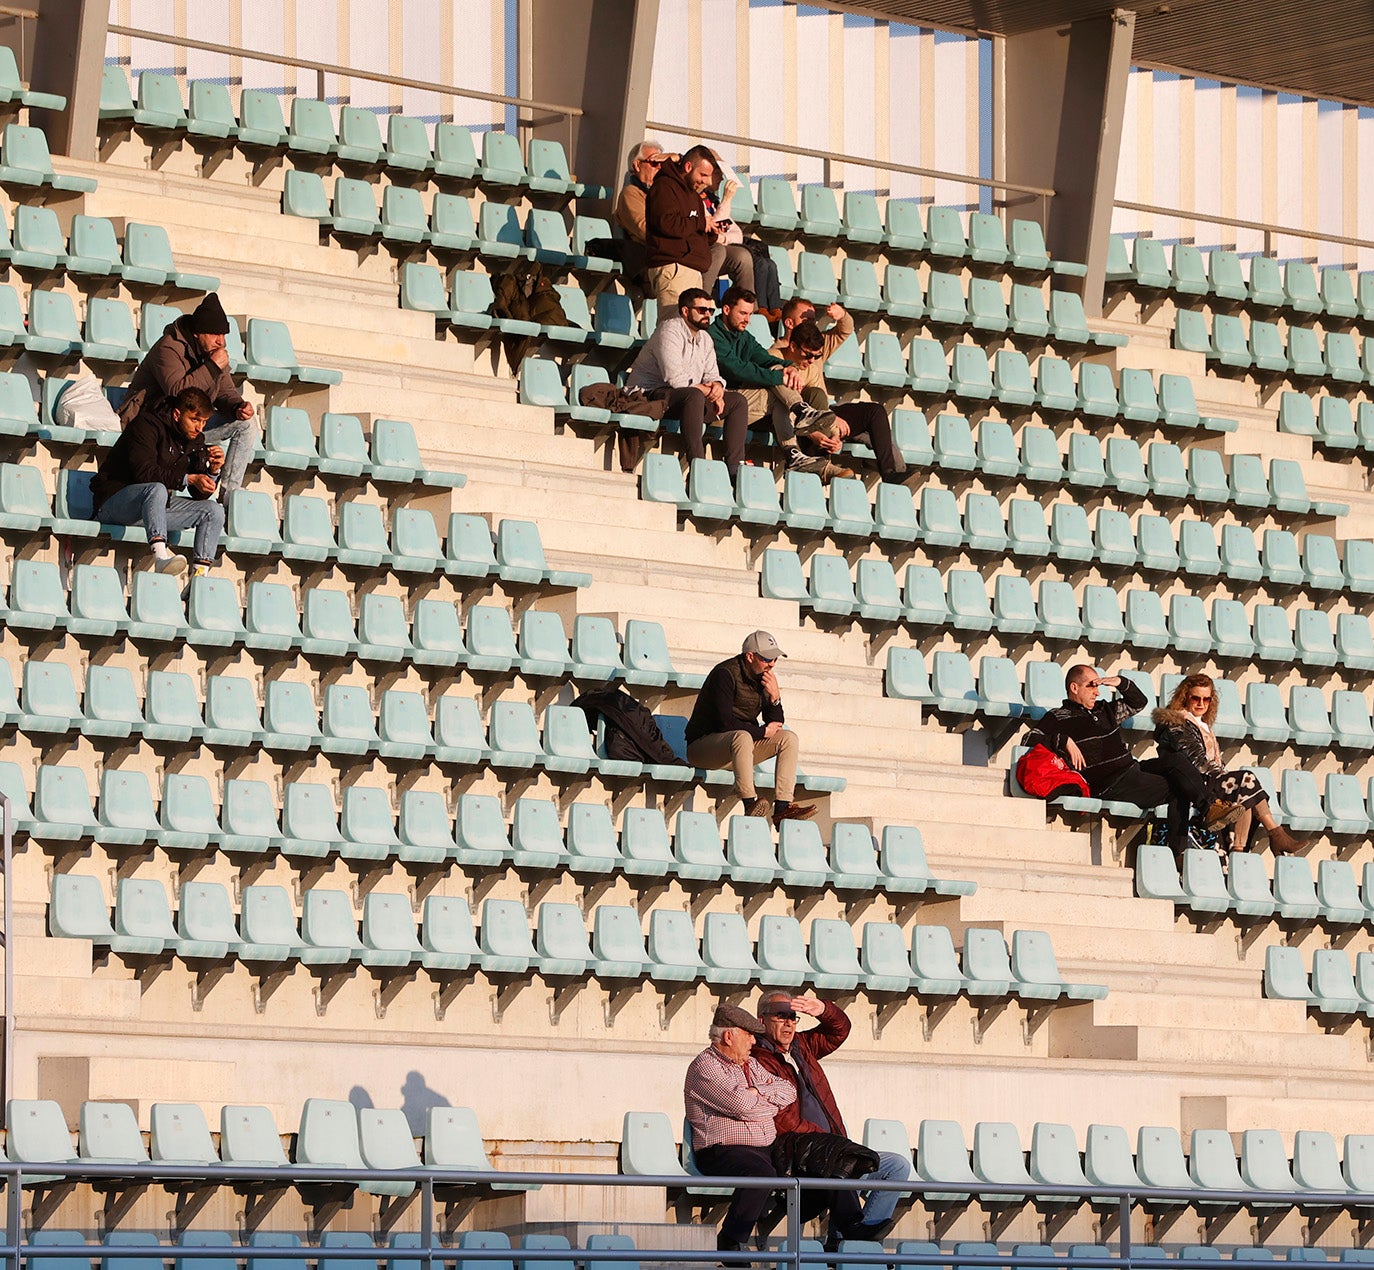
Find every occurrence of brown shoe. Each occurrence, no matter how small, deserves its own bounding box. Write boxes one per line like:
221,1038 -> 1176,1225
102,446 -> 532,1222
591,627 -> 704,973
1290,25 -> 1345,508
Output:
1268,825 -> 1308,855
743,797 -> 772,820
772,802 -> 817,826
1203,799 -> 1243,829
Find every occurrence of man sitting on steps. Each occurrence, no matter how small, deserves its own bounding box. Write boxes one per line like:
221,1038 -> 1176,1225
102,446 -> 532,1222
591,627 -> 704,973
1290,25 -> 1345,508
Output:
686,630 -> 816,827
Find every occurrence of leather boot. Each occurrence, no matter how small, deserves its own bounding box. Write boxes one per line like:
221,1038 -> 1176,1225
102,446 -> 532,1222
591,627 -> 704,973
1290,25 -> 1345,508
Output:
1268,824 -> 1308,855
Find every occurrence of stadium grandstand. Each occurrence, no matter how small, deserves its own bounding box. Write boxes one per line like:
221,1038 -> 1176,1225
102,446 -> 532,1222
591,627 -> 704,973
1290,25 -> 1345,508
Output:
0,0 -> 1371,1264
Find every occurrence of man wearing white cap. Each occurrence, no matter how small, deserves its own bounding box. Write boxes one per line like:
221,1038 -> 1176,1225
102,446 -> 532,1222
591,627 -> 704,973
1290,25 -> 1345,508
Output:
685,630 -> 816,826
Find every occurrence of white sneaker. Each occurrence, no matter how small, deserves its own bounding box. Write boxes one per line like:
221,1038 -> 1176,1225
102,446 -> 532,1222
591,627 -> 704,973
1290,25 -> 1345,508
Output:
150,553 -> 187,577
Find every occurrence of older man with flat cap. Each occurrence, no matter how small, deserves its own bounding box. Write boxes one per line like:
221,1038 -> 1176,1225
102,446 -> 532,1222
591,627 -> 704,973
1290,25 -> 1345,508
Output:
686,631 -> 816,827
684,1002 -> 797,1254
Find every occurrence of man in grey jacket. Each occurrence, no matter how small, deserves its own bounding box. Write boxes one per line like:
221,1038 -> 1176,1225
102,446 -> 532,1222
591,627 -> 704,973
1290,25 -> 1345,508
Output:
626,288 -> 749,475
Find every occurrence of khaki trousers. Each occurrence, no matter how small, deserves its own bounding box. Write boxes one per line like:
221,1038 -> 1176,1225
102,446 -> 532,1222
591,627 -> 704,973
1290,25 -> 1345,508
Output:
738,383 -> 803,445
686,727 -> 798,802
647,263 -> 704,313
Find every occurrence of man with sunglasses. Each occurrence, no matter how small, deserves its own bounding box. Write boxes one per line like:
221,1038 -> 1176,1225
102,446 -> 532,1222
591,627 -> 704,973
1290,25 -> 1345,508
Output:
772,299 -> 907,484
1022,664 -> 1214,850
686,630 -> 816,827
752,991 -> 912,1248
626,288 -> 749,475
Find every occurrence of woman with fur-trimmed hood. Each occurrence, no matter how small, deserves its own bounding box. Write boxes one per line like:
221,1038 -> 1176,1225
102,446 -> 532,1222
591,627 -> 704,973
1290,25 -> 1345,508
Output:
1153,672 -> 1305,855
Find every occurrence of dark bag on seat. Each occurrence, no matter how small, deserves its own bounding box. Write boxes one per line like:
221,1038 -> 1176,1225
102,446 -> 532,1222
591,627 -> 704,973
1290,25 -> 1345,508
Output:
572,686 -> 681,766
771,1131 -> 880,1180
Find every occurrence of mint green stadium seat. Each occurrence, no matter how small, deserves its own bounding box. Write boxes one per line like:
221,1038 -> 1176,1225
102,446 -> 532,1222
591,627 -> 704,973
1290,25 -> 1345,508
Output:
924,270 -> 966,327
83,298 -> 141,365
808,918 -> 863,991
1033,355 -> 1075,413
1104,435 -> 1148,494
872,484 -> 917,544
1295,609 -> 1337,669
968,277 -> 1009,332
839,190 -> 884,245
1225,455 -> 1269,511
1260,529 -> 1304,586
963,493 -> 1006,553
245,317 -> 341,385
963,211 -> 1008,266
261,679 -> 321,753
777,819 -> 832,889
339,500 -> 395,572
864,331 -> 909,387
1248,318 -> 1288,373
1253,604 -> 1297,663
1244,682 -> 1289,743
480,132 -> 528,187
886,410 -> 932,469
992,575 -> 1039,636
1009,283 -> 1052,340
885,647 -> 931,702
488,700 -> 545,769
1314,394 -> 1358,449
497,519 -> 586,587
925,205 -> 966,259
281,494 -> 335,563
1333,691 -> 1374,749
7,559 -> 68,629
12,204 -> 67,273
1080,585 -> 1126,646
26,290 -> 82,356
1263,945 -> 1313,1006
1136,843 -> 1185,903
951,344 -> 993,399
464,605 -> 519,672
756,913 -> 809,987
222,489 -> 281,555
517,610 -> 572,679
68,215 -> 126,278
379,186 -> 429,245
1301,534 -> 1343,591
51,874 -> 157,951
1123,590 -> 1168,650
807,554 -> 856,615
185,575 -> 246,648
881,198 -> 925,252
479,898 -> 535,974
725,816 -> 779,886
1135,514 -> 1179,573
826,823 -> 880,893
934,413 -> 976,471
1284,260 -> 1321,313
454,794 -> 513,868
200,677 -> 265,752
376,112 -> 433,173
624,618 -> 699,687
335,105 -> 385,165
930,651 -> 978,714
0,124 -> 95,191
0,462 -> 51,529
536,902 -> 591,977
1324,331 -> 1363,383
1167,242 -> 1209,295
330,176 -> 381,237
824,331 -> 863,383
619,807 -> 675,879
907,336 -> 950,395
795,251 -> 839,304
1288,686 -> 1333,748
282,97 -> 337,156
856,559 -> 903,621
278,784 -> 345,861
687,458 -> 735,520
899,565 -> 946,627
1269,457 -> 1315,515
856,923 -> 914,992
1315,267 -> 1358,320
569,615 -> 625,681
1337,613 -> 1374,672
122,222 -> 218,291
591,905 -> 649,978
1318,860 -> 1367,924
301,891 -> 374,963
415,895 -> 480,973
1287,324 -> 1325,377
1074,361 -> 1116,418
322,685 -> 383,757
837,257 -> 882,313
425,122 -> 479,180
1090,507 -> 1134,566
1034,581 -> 1081,643
83,664 -> 142,738
881,263 -> 924,320
547,706 -> 615,776
143,670 -> 205,744
1007,499 -> 1051,558
979,656 -> 1027,718
976,418 -> 1020,477
1325,776 -> 1371,834
919,487 -> 963,548
1207,602 -> 1255,666
756,177 -> 799,232
1217,523 -> 1262,582
298,587 -> 359,659
1246,254 -> 1285,308
1173,308 -> 1214,355
1167,595 -> 1213,655
427,193 -> 477,252
245,581 -> 302,651
641,452 -> 687,508
667,811 -> 724,883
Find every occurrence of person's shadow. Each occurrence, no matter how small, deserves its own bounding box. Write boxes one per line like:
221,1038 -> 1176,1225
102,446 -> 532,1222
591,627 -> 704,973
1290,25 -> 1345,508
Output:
348,1085 -> 375,1112
400,1070 -> 451,1135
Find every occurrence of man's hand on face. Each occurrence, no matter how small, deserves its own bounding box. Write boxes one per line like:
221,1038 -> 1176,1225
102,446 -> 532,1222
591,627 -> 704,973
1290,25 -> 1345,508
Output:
789,994 -> 825,1017
187,474 -> 218,495
208,346 -> 231,370
760,665 -> 780,702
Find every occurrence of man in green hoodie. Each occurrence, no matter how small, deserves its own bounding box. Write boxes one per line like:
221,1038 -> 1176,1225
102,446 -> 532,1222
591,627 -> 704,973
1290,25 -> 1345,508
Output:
708,286 -> 853,481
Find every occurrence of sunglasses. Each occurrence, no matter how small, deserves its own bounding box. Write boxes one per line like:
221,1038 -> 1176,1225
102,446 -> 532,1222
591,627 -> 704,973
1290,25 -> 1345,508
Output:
765,1010 -> 798,1021
1188,693 -> 1213,704
689,306 -> 716,315
796,350 -> 823,362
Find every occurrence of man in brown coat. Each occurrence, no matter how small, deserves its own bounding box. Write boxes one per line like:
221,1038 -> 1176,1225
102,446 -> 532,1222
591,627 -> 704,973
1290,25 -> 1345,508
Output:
645,144 -> 720,311
125,292 -> 258,503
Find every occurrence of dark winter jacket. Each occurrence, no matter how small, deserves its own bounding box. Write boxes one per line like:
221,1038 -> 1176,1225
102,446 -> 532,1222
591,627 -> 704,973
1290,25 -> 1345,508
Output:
1020,678 -> 1148,795
771,1131 -> 879,1180
645,162 -> 713,272
751,1002 -> 852,1137
125,316 -> 246,420
571,686 -> 682,766
1153,707 -> 1225,780
708,316 -> 788,388
91,407 -> 214,513
685,654 -> 784,746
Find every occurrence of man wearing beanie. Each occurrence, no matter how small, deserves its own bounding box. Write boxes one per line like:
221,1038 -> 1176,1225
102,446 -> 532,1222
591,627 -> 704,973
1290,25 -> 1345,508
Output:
123,293 -> 259,504
685,630 -> 816,827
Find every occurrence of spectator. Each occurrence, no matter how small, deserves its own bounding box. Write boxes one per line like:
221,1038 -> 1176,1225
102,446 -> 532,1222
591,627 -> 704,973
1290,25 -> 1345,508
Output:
123,292 -> 258,504
91,385 -> 226,578
707,286 -> 853,481
772,300 -> 906,484
685,630 -> 816,826
645,143 -> 720,311
1153,673 -> 1305,855
684,1002 -> 797,1256
753,992 -> 912,1247
702,177 -> 755,300
1022,665 -> 1212,850
614,139 -> 668,283
625,287 -> 748,476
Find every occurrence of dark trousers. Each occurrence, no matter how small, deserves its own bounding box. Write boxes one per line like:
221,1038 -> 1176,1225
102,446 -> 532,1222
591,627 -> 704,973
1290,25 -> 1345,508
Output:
1100,753 -> 1211,851
664,386 -> 749,475
833,401 -> 905,482
696,1143 -> 780,1246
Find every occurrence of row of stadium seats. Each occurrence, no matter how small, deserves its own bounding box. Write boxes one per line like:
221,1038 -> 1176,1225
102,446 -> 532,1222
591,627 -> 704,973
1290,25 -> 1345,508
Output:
1110,233 -> 1374,321
891,649 -> 1374,751
0,123 -> 94,193
770,551 -> 1374,640
647,460 -> 1341,551
1266,945 -> 1374,1020
1141,847 -> 1374,922
1174,309 -> 1374,387
0,210 -> 216,290
1277,391 -> 1374,452
51,874 -> 1081,1003
8,1095 -> 513,1189
632,1111 -> 1374,1208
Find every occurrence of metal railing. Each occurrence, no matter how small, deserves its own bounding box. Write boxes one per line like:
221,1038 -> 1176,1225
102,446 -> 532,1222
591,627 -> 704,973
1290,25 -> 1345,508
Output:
104,25 -> 584,152
0,1161 -> 1366,1270
1113,199 -> 1374,264
644,120 -> 1054,218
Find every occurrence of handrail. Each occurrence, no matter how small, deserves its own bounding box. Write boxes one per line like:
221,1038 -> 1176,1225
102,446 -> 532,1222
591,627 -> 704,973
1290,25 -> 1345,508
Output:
105,24 -> 583,148
645,118 -> 1055,207
1114,197 -> 1374,259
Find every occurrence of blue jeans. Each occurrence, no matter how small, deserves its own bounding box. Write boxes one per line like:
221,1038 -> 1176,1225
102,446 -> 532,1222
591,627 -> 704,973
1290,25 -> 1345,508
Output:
858,1150 -> 913,1226
97,482 -> 226,562
204,414 -> 260,496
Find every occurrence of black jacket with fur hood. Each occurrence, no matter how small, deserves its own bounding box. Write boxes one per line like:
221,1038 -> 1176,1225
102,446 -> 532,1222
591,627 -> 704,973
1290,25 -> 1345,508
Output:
1152,707 -> 1225,779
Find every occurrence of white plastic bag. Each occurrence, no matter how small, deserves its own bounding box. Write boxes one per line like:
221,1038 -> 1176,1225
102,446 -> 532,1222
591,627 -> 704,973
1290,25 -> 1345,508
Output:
54,376 -> 120,433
